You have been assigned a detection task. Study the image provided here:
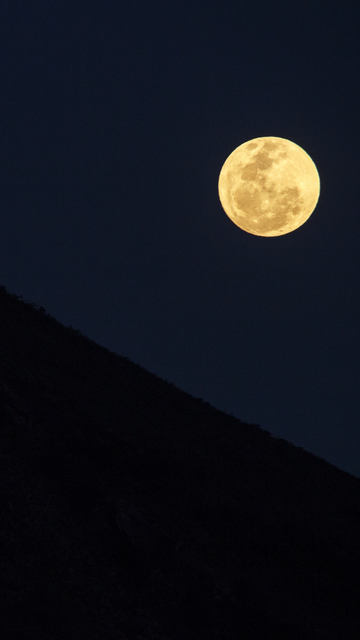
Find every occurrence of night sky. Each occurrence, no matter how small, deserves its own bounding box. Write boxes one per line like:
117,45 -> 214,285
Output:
1,1 -> 359,478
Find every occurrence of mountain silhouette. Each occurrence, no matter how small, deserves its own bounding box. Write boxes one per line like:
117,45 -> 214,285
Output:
0,284 -> 359,639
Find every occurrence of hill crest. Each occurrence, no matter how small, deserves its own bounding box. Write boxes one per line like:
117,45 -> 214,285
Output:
0,284 -> 359,639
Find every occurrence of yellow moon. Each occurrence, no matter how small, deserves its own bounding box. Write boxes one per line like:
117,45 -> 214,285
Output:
218,136 -> 320,236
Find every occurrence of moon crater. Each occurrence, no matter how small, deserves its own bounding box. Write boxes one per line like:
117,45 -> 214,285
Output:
218,137 -> 320,236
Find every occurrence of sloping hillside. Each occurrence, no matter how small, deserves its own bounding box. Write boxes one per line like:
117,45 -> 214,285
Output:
0,285 -> 359,639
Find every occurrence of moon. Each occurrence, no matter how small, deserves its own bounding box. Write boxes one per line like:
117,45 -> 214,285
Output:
218,136 -> 320,237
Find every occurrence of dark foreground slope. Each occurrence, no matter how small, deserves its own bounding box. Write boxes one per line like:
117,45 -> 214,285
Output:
0,286 -> 359,640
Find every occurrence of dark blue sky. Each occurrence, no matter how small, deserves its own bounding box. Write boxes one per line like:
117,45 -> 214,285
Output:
1,0 -> 360,477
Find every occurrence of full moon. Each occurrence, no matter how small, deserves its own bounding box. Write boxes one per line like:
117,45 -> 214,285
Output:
218,136 -> 320,236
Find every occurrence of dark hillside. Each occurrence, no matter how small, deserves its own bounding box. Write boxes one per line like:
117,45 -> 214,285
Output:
0,285 -> 359,639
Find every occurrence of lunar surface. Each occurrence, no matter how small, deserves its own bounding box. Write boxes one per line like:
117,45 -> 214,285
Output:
218,137 -> 320,236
